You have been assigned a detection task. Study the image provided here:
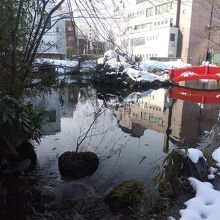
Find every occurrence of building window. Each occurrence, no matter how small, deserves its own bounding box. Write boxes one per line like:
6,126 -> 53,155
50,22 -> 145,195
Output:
155,2 -> 174,15
131,37 -> 145,46
146,7 -> 153,17
135,23 -> 151,30
170,18 -> 174,27
136,0 -> 147,4
170,33 -> 175,41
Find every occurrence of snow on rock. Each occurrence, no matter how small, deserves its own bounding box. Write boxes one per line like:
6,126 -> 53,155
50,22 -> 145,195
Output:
180,148 -> 204,164
180,177 -> 220,220
123,68 -> 156,82
212,147 -> 220,167
104,50 -> 116,59
208,167 -> 218,180
97,57 -> 104,65
101,50 -> 132,69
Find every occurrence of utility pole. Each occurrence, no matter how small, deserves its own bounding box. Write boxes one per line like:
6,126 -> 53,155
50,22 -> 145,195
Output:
206,3 -> 214,62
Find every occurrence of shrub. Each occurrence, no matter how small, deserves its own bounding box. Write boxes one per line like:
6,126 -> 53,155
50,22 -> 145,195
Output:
0,95 -> 44,151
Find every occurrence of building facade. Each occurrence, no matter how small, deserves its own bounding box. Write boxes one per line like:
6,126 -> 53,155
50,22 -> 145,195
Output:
114,0 -> 220,64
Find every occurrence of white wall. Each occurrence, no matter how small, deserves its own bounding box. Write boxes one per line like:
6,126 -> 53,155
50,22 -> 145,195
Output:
115,0 -> 179,59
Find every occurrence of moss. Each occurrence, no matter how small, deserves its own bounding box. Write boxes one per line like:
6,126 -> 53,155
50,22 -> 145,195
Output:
105,179 -> 146,212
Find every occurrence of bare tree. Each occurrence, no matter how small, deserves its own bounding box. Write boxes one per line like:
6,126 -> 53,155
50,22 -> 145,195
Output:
0,0 -> 65,97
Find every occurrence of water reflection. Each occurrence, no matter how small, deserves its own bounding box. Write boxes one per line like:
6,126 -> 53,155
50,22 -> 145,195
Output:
115,81 -> 220,149
32,81 -> 220,193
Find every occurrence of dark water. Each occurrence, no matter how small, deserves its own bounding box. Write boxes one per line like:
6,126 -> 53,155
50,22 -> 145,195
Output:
1,79 -> 220,219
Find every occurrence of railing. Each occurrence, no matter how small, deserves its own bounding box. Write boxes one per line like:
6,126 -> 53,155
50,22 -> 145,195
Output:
169,65 -> 220,82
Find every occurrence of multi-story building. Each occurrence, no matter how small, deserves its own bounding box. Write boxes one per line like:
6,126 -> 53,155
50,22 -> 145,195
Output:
37,2 -> 100,59
114,0 -> 220,65
114,0 -> 180,60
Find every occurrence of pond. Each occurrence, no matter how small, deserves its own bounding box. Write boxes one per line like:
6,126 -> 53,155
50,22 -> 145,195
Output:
33,80 -> 220,191
1,79 -> 220,219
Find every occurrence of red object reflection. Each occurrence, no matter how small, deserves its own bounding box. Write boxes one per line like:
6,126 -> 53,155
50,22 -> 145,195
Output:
169,66 -> 220,82
167,86 -> 220,104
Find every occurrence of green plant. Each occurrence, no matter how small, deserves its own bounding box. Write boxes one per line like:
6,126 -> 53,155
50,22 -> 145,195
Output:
154,149 -> 190,198
0,95 -> 44,153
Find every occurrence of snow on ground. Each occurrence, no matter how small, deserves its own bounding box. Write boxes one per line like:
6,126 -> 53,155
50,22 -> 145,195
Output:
180,177 -> 220,220
173,147 -> 220,220
35,58 -> 78,68
139,59 -> 190,71
35,58 -> 79,74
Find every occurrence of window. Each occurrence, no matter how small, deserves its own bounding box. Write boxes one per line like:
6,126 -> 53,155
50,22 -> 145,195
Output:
155,2 -> 174,15
136,0 -> 147,4
130,38 -> 145,46
134,23 -> 151,31
146,7 -> 153,17
170,33 -> 175,41
170,18 -> 174,27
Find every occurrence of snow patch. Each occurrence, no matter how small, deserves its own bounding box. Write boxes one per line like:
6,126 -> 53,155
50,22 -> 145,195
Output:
212,148 -> 220,167
180,177 -> 220,220
208,167 -> 218,180
123,68 -> 155,82
180,148 -> 204,164
35,58 -> 78,68
139,59 -> 190,71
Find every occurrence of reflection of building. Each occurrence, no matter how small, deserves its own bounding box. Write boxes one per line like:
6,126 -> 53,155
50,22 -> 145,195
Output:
115,89 -> 168,138
115,83 -> 220,149
169,81 -> 220,146
29,87 -> 80,135
61,86 -> 79,118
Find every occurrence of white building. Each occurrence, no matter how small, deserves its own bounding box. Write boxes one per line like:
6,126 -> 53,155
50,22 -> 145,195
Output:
114,0 -> 220,64
114,0 -> 179,60
37,2 -> 67,59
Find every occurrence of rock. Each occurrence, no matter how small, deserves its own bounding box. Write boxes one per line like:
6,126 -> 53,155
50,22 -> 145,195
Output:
104,179 -> 146,213
58,151 -> 99,179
